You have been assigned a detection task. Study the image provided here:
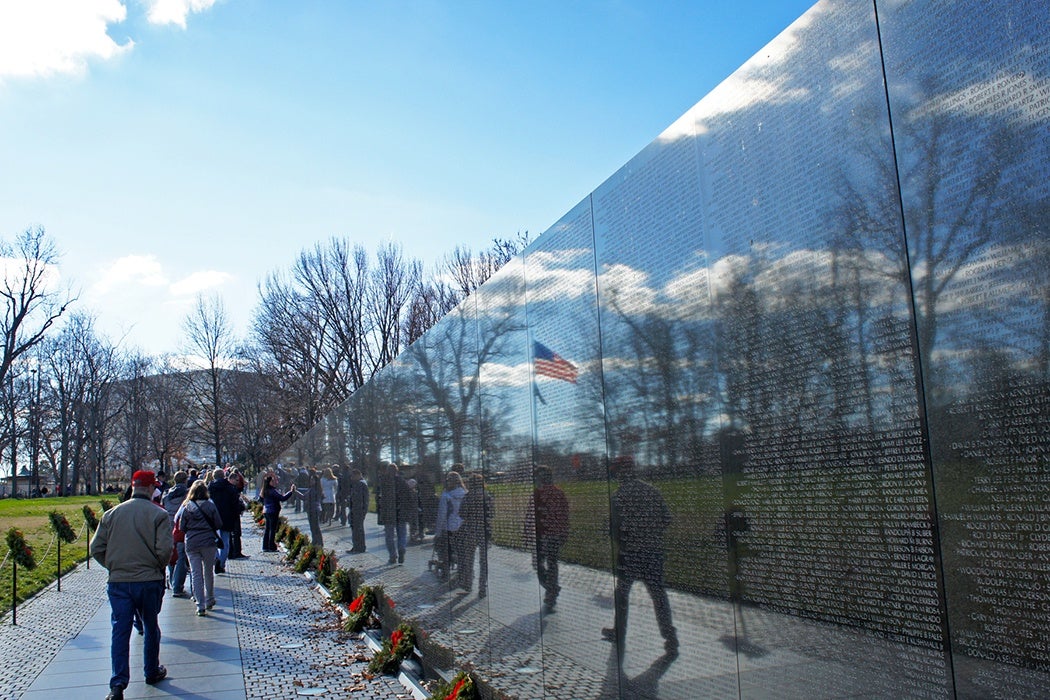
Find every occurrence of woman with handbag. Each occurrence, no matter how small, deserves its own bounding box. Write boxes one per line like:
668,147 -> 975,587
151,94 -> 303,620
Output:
174,481 -> 223,616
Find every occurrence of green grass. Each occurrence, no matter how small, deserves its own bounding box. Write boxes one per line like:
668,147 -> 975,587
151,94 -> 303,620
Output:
0,496 -> 104,615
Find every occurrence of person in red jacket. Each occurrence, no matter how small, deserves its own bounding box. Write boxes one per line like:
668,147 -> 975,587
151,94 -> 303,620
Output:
524,465 -> 569,613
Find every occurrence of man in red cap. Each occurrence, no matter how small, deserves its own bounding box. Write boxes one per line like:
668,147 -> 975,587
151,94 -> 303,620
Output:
91,470 -> 173,700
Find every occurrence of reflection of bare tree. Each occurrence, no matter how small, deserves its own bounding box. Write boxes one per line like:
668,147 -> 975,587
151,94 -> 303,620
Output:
603,299 -> 717,472
411,298 -> 518,468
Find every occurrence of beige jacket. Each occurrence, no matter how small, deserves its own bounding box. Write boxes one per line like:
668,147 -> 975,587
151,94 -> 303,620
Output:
90,495 -> 173,583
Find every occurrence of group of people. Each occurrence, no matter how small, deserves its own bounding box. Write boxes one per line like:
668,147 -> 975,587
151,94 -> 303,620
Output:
258,464 -> 371,552
90,465 -> 251,700
89,455 -> 678,699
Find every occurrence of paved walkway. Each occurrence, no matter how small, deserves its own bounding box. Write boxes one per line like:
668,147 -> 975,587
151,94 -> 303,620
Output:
6,509 -> 1038,699
1,516 -> 408,700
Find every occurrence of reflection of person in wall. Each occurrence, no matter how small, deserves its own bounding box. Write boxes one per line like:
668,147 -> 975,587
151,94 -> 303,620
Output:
346,468 -> 370,554
434,469 -> 468,583
460,471 -> 494,598
524,465 -> 570,613
376,462 -> 412,565
602,456 -> 678,657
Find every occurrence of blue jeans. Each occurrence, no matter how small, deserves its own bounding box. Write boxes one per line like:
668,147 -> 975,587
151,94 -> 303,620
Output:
217,530 -> 231,568
108,580 -> 165,690
171,542 -> 188,594
384,522 -> 407,561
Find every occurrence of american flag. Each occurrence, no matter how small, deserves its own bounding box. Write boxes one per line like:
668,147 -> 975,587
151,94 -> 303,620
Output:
533,341 -> 577,384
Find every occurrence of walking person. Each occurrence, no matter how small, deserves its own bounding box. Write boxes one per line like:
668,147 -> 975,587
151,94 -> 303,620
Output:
161,471 -> 190,598
91,470 -> 173,700
525,465 -> 570,613
347,468 -> 370,553
376,462 -> 412,564
175,481 -> 222,616
261,473 -> 296,551
209,468 -> 242,574
461,472 -> 494,598
601,456 -> 678,658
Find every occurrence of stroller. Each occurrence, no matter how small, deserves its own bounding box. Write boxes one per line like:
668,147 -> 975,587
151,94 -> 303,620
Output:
428,532 -> 456,582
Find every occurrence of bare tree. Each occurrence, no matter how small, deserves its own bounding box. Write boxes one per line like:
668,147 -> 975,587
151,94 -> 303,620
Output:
144,359 -> 192,472
0,228 -> 76,385
181,294 -> 238,465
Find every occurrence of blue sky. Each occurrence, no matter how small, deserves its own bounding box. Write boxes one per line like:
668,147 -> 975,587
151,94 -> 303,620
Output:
0,0 -> 815,357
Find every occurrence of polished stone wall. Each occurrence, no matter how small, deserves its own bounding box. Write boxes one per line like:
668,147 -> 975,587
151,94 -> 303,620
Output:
287,1 -> 1049,697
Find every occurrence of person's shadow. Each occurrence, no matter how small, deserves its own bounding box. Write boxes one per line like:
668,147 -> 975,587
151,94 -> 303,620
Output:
597,644 -> 677,699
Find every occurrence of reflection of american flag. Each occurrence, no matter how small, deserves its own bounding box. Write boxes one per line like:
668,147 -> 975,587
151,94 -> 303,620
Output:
533,341 -> 577,384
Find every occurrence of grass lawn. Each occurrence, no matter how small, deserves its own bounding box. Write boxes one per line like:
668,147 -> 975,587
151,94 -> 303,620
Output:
0,495 -> 117,615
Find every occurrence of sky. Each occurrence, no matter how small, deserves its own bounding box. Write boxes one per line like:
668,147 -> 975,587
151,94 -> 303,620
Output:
0,0 -> 816,358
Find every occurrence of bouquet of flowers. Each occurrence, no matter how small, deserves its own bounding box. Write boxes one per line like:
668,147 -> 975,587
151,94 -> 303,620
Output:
6,528 -> 37,570
49,511 -> 78,544
367,622 -> 416,675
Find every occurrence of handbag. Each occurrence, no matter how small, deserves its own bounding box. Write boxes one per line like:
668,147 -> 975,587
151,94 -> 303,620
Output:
189,500 -> 224,549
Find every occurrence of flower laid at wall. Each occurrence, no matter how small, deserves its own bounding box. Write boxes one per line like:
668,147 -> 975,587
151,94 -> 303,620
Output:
82,505 -> 99,531
366,622 -> 416,675
344,586 -> 377,633
5,528 -> 36,570
49,511 -> 77,544
429,671 -> 476,700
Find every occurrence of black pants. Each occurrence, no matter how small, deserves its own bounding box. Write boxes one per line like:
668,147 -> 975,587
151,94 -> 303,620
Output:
350,515 -> 366,551
612,551 -> 676,644
536,535 -> 563,604
263,512 -> 280,550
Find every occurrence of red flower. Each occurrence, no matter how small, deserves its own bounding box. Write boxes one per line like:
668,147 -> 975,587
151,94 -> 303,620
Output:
387,598 -> 396,608
390,629 -> 403,648
350,594 -> 364,613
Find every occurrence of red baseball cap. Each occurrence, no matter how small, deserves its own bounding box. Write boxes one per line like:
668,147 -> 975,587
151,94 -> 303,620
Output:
132,470 -> 159,487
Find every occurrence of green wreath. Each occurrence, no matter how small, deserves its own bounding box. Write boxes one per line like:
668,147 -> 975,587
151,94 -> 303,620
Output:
344,585 -> 376,633
6,528 -> 37,570
316,550 -> 336,587
49,511 -> 78,543
82,505 -> 99,531
429,671 -> 477,700
367,622 -> 416,675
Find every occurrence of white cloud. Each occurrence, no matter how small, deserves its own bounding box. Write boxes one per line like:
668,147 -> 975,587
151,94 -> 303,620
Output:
169,269 -> 234,296
144,0 -> 217,28
0,0 -> 132,80
91,254 -> 168,295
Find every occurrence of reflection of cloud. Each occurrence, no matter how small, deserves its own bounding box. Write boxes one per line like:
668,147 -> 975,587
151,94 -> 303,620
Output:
169,269 -> 235,296
0,0 -> 132,80
480,361 -> 529,387
599,263 -> 658,316
526,248 -> 597,300
145,0 -> 218,28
